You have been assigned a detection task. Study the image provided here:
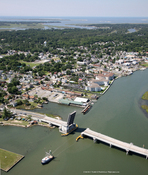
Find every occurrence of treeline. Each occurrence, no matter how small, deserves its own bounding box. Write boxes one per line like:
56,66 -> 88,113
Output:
0,28 -> 111,53
0,24 -> 148,54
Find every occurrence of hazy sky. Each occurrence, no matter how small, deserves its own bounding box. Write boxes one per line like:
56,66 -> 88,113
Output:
0,0 -> 148,17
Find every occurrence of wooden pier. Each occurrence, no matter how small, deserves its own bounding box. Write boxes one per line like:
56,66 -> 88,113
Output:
80,128 -> 148,159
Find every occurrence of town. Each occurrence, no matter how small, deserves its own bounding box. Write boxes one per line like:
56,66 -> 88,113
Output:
0,26 -> 148,121
0,46 -> 147,111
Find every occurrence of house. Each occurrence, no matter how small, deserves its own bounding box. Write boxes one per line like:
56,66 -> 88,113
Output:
85,83 -> 102,92
10,101 -> 18,107
77,61 -> 87,66
29,96 -> 35,102
22,94 -> 29,100
0,105 -> 5,111
96,72 -> 114,81
93,78 -> 109,86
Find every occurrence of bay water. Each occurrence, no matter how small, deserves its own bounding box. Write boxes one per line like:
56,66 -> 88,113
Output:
0,69 -> 148,175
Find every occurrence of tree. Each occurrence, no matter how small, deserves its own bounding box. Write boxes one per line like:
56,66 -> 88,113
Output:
2,107 -> 12,119
42,97 -> 48,101
16,99 -> 23,105
45,77 -> 49,81
66,70 -> 71,75
8,86 -> 19,94
23,99 -> 30,106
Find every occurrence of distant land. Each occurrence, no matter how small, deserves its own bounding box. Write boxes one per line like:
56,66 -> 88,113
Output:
0,16 -> 148,30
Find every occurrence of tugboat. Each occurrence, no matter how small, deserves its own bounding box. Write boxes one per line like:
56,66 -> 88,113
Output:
41,150 -> 54,165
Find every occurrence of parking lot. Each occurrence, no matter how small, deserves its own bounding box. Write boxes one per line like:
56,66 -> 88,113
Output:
28,87 -> 64,103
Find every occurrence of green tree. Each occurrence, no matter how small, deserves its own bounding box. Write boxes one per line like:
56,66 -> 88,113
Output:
2,107 -> 12,119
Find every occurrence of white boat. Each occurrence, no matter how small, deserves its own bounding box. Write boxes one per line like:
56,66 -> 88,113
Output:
41,150 -> 54,165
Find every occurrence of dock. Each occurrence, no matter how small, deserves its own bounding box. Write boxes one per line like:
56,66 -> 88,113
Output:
80,128 -> 148,159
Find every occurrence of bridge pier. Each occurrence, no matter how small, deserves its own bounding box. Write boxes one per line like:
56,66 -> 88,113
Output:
49,122 -> 53,127
80,128 -> 148,160
126,150 -> 129,155
93,138 -> 97,143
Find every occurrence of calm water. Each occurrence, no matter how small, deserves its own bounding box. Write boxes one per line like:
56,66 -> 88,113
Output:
1,69 -> 148,175
0,16 -> 148,30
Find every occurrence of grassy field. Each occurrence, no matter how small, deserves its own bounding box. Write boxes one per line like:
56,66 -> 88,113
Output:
142,91 -> 148,100
0,148 -> 24,172
142,63 -> 148,67
19,60 -> 41,68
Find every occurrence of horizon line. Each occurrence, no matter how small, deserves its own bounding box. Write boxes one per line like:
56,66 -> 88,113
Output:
0,16 -> 148,18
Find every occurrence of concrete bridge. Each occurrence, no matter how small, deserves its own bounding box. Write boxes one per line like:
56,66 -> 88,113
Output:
10,109 -> 77,134
81,128 -> 148,159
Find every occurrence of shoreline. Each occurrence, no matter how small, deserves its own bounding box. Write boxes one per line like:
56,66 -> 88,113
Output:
0,120 -> 56,129
0,122 -> 55,129
138,98 -> 148,118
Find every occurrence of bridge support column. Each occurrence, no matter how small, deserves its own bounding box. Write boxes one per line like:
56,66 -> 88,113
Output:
110,144 -> 112,148
93,138 -> 97,143
49,122 -> 52,127
146,156 -> 148,159
126,150 -> 129,155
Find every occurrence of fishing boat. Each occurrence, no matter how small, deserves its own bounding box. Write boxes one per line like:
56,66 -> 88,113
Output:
41,150 -> 54,165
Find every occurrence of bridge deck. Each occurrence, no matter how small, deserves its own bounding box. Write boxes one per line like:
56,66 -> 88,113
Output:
81,128 -> 148,158
41,116 -> 67,127
11,109 -> 67,127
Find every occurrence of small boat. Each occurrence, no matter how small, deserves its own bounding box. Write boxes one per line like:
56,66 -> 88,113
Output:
41,150 -> 54,165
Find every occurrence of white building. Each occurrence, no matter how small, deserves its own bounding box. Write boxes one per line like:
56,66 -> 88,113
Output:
74,97 -> 89,103
85,83 -> 102,92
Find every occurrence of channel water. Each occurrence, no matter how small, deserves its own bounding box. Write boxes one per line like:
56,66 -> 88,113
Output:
0,69 -> 148,175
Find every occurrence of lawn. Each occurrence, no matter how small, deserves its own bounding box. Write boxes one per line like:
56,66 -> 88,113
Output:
19,60 -> 41,68
0,148 -> 24,172
142,63 -> 148,67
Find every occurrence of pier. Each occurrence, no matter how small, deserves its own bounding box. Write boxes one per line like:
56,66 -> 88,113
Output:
80,128 -> 148,159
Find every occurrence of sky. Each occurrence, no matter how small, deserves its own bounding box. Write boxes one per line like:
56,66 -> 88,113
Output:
0,0 -> 148,17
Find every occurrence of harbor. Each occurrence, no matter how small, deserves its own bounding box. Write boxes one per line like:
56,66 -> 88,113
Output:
0,69 -> 148,175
